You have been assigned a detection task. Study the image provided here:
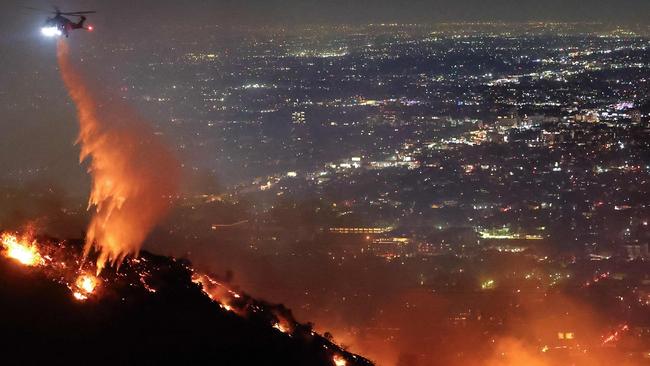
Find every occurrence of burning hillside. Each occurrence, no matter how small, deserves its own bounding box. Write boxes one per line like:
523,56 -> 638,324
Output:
0,231 -> 373,366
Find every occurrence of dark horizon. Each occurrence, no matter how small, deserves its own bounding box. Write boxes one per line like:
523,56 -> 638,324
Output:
4,0 -> 650,28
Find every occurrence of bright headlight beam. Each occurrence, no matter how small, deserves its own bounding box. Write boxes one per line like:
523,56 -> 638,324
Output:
41,27 -> 62,37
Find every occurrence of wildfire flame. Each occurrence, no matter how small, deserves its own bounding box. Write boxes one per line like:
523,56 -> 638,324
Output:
192,273 -> 241,314
1,233 -> 44,266
73,292 -> 88,301
333,354 -> 347,366
273,322 -> 289,333
56,40 -> 179,273
72,274 -> 99,301
78,274 -> 98,292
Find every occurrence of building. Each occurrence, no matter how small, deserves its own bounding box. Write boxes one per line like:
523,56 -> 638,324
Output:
292,111 -> 306,125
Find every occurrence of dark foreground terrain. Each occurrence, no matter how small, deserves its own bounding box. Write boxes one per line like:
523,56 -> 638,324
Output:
0,237 -> 372,366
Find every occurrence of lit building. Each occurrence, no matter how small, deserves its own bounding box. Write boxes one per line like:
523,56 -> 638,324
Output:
292,111 -> 306,125
364,237 -> 411,259
329,227 -> 393,234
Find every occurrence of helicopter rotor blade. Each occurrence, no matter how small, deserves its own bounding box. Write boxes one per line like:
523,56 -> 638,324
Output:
21,6 -> 52,14
21,5 -> 96,16
59,11 -> 97,15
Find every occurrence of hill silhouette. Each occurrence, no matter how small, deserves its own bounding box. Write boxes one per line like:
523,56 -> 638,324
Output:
0,236 -> 373,366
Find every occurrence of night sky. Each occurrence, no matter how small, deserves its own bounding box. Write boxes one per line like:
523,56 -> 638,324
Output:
2,0 -> 650,29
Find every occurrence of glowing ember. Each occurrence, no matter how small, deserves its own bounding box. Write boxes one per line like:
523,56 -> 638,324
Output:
76,274 -> 98,294
71,274 -> 99,301
73,292 -> 88,301
602,324 -> 629,346
1,233 -> 43,266
192,273 -> 233,307
273,322 -> 289,333
333,355 -> 347,366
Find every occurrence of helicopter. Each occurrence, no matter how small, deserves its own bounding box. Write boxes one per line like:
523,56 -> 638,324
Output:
25,6 -> 96,37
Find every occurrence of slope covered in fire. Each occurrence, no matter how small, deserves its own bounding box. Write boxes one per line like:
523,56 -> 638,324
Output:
0,232 -> 372,366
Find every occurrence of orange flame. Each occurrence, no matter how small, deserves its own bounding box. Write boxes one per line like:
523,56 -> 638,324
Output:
56,40 -> 179,273
192,273 -> 241,313
72,273 -> 99,301
273,322 -> 289,334
76,274 -> 99,293
333,354 -> 347,366
1,232 -> 44,266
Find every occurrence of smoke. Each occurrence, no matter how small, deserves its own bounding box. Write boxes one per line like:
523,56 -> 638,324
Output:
484,338 -> 548,366
0,183 -> 87,239
56,40 -> 179,273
